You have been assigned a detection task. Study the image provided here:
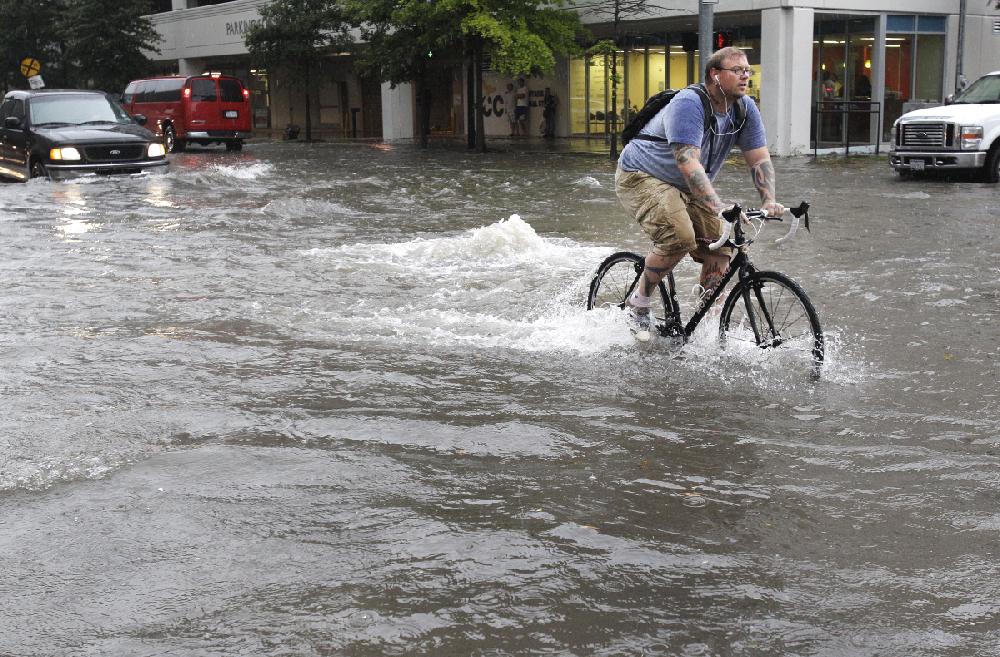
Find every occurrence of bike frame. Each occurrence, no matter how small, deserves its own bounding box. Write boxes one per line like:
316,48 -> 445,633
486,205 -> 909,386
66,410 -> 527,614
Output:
658,217 -> 762,339
660,249 -> 755,338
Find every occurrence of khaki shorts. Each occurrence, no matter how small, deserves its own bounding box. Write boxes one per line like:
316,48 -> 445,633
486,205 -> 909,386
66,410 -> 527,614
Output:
615,167 -> 732,262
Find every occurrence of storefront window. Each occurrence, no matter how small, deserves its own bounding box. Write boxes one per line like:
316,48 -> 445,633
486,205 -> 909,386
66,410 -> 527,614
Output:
569,44 -> 721,136
914,34 -> 945,101
883,14 -> 946,139
812,16 -> 876,148
249,69 -> 270,129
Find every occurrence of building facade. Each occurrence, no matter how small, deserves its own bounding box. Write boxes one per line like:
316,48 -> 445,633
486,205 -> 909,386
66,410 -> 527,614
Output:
146,1 -> 1000,154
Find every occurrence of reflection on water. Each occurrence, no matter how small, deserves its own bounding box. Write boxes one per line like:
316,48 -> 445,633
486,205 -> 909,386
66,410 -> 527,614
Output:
0,144 -> 997,656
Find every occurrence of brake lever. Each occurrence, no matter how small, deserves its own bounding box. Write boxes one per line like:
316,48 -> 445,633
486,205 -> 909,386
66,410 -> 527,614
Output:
790,202 -> 810,232
775,202 -> 810,244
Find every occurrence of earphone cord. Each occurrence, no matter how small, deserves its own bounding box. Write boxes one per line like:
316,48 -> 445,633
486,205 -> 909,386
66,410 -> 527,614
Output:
710,79 -> 747,137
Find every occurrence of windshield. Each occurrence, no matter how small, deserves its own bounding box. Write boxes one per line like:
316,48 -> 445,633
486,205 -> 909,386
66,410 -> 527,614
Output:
29,94 -> 134,126
953,75 -> 1000,104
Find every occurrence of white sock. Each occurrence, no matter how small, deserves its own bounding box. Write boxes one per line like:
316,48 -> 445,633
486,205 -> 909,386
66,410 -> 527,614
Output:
629,290 -> 651,309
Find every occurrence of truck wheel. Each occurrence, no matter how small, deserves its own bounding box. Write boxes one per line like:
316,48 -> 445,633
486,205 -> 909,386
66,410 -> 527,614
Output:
29,158 -> 48,180
985,145 -> 1000,184
164,125 -> 177,153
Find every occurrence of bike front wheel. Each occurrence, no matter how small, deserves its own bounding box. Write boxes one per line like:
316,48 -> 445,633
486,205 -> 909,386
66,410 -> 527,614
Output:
719,271 -> 824,376
587,252 -> 673,331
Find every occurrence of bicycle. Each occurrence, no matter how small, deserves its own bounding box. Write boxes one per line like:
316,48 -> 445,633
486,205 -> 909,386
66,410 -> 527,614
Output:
586,202 -> 825,377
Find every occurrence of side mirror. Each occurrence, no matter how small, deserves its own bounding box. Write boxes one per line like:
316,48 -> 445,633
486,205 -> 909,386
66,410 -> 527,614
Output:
4,116 -> 21,129
944,94 -> 955,105
133,113 -> 147,126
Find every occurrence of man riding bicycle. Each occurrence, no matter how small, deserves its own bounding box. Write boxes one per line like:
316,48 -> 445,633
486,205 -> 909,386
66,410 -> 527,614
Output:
615,46 -> 784,341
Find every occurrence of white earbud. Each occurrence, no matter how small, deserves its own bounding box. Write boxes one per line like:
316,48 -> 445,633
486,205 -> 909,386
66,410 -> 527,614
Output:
714,75 -> 720,83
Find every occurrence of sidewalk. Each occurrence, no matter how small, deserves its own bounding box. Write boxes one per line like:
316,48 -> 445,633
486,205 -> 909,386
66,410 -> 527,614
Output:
249,130 -> 619,156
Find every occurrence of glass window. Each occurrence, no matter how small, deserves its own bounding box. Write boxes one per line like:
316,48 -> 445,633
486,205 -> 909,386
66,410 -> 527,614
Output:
914,34 -> 944,101
569,46 -> 704,136
883,34 -> 912,139
918,16 -> 946,32
887,15 -> 915,32
812,16 -> 877,146
8,99 -> 25,121
219,79 -> 244,103
881,15 -> 947,138
190,78 -> 217,102
122,82 -> 137,104
29,95 -> 131,125
131,81 -> 148,103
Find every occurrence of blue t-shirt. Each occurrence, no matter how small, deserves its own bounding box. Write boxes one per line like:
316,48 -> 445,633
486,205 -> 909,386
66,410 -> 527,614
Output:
618,88 -> 767,192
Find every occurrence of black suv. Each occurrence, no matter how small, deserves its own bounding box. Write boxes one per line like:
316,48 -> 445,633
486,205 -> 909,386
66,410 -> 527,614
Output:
0,88 -> 168,181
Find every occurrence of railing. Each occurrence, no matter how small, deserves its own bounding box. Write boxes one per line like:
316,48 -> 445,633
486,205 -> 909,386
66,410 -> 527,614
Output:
812,101 -> 882,157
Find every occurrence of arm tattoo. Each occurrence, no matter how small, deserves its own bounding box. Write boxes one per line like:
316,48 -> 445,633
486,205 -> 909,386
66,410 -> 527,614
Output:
751,159 -> 776,203
673,144 -> 698,165
673,144 -> 723,213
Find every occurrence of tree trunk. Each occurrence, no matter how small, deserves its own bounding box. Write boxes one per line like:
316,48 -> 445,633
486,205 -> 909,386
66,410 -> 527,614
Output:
609,56 -> 619,160
304,64 -> 313,142
609,9 -> 621,161
466,50 -> 476,150
475,40 -> 486,153
417,77 -> 429,149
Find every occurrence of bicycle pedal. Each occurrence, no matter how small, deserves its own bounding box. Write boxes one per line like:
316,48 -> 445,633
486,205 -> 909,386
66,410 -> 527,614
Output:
658,322 -> 684,338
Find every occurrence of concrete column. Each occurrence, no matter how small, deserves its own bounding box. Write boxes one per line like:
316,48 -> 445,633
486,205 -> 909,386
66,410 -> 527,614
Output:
381,82 -> 415,141
761,6 -> 814,156
872,15 -> 887,144
178,59 -> 201,77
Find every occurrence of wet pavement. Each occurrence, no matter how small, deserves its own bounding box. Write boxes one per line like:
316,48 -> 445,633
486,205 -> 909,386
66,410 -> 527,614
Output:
0,141 -> 998,656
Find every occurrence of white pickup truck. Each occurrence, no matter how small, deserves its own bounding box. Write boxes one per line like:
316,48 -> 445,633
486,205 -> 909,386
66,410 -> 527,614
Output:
889,70 -> 1000,182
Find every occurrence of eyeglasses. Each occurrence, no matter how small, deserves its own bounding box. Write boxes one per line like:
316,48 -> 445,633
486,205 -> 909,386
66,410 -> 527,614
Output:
720,66 -> 753,77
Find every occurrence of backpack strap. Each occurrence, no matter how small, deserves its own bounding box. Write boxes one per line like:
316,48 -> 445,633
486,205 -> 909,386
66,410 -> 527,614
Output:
631,86 -> 747,173
698,85 -> 749,174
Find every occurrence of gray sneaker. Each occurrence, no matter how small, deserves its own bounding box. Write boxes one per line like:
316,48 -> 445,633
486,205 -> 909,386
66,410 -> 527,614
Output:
627,306 -> 652,342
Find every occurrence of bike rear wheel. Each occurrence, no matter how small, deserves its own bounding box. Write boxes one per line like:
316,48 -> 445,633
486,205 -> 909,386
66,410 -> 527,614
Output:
719,271 -> 824,376
587,252 -> 673,332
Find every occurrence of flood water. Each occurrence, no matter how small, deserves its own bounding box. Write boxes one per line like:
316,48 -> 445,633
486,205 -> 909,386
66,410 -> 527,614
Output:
1,142 -> 998,656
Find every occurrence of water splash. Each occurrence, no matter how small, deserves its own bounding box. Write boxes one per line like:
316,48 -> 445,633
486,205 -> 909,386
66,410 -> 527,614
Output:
211,162 -> 273,180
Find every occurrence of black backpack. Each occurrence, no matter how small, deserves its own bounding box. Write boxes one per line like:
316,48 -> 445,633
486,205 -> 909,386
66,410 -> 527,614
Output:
620,84 -> 746,147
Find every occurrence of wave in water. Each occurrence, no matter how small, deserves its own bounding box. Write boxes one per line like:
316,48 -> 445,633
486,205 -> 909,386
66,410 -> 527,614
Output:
293,214 -> 865,385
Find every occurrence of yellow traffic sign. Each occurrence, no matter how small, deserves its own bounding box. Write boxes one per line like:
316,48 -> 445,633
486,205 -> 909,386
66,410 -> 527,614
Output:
20,58 -> 41,78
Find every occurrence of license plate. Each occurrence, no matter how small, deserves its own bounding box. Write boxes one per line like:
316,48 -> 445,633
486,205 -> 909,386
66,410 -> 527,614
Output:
909,159 -> 925,171
225,110 -> 238,119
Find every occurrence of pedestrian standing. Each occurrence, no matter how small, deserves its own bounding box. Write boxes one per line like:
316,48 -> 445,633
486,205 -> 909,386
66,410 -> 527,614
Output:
502,82 -> 516,137
542,88 -> 558,138
514,78 -> 529,136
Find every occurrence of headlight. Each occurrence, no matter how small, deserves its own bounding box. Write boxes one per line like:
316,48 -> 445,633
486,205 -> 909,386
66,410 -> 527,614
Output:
49,147 -> 81,161
147,143 -> 166,158
958,125 -> 983,150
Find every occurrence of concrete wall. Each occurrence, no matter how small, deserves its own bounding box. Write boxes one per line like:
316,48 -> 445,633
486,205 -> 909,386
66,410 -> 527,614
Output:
761,6 -> 815,156
152,0 -> 267,64
146,0 -> 1000,145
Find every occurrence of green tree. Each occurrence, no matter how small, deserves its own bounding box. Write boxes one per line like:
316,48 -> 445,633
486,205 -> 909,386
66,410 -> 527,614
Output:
575,0 -> 670,159
346,0 -> 458,149
0,0 -> 60,93
462,1 -> 581,151
59,0 -> 161,92
347,0 -> 581,150
245,0 -> 353,143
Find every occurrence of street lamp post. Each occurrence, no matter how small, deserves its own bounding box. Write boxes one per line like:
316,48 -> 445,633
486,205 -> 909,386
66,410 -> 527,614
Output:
698,0 -> 719,83
955,0 -> 967,93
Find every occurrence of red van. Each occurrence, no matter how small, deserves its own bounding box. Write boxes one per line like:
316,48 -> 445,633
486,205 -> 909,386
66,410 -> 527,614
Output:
122,74 -> 252,152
